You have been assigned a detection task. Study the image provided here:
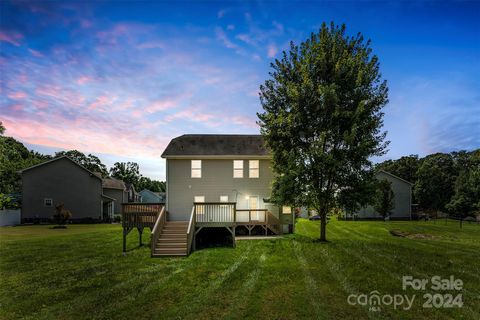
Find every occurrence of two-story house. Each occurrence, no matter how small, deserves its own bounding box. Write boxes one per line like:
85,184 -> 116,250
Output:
144,134 -> 294,256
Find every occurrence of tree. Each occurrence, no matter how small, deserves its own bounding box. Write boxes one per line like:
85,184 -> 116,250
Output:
0,135 -> 51,194
258,22 -> 389,241
373,179 -> 395,219
414,153 -> 456,217
137,176 -> 166,193
55,150 -> 108,177
52,203 -> 72,227
376,155 -> 420,184
0,121 -> 5,135
110,162 -> 141,187
446,153 -> 480,227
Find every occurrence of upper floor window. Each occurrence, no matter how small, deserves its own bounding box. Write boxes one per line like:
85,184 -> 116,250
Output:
233,160 -> 243,178
249,160 -> 259,178
44,198 -> 53,207
191,160 -> 202,178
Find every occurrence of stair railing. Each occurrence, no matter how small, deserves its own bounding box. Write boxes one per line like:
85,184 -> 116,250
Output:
266,211 -> 282,235
150,206 -> 166,255
187,206 -> 196,255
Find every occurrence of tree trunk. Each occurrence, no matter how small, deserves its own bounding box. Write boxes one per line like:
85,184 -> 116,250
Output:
319,212 -> 327,241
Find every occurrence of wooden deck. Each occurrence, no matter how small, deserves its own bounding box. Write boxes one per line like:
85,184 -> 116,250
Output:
122,202 -> 283,257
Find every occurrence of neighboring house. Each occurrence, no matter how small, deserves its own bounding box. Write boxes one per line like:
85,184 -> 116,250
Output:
139,189 -> 165,203
102,178 -> 128,215
162,134 -> 295,232
351,170 -> 413,220
125,183 -> 141,202
21,156 -> 126,222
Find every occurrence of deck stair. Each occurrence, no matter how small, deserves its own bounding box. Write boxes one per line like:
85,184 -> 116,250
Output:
152,221 -> 189,257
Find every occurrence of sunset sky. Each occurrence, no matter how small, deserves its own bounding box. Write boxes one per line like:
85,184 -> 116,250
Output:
1,1 -> 479,180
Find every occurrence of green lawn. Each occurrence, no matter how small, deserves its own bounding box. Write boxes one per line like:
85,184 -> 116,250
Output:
0,219 -> 479,320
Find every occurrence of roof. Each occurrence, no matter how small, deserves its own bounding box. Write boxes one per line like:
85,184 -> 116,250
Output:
102,177 -> 126,190
161,134 -> 270,158
20,156 -> 102,181
376,170 -> 414,186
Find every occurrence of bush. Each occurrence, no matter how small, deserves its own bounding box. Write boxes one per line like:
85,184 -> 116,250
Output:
113,215 -> 122,223
0,193 -> 19,209
52,204 -> 72,226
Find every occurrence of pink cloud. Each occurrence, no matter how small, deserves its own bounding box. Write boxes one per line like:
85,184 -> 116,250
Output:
8,91 -> 27,100
144,100 -> 177,114
267,44 -> 278,58
89,95 -> 115,110
0,31 -> 23,46
28,48 -> 43,57
77,76 -> 92,85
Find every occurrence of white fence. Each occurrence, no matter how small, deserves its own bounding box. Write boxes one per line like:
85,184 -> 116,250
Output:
0,209 -> 21,226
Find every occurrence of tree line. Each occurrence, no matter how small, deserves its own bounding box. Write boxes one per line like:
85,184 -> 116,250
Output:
0,122 -> 166,195
376,150 -> 480,219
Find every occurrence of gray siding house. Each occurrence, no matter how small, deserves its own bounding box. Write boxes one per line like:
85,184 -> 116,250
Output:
21,156 -> 128,222
102,178 -> 128,215
162,134 -> 294,233
139,189 -> 165,203
353,170 -> 412,220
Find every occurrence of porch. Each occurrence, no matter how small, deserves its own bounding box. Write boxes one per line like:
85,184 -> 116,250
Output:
121,202 -> 283,257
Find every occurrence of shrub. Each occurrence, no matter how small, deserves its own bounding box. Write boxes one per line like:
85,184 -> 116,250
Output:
52,203 -> 72,226
0,193 -> 19,209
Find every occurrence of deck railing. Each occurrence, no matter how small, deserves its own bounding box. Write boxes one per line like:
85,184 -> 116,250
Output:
150,206 -> 167,255
235,209 -> 268,223
122,203 -> 165,228
194,202 -> 236,223
186,206 -> 196,254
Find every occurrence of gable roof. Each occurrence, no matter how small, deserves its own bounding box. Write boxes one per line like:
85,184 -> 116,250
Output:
20,156 -> 102,181
376,170 -> 414,186
161,134 -> 270,158
102,177 -> 126,190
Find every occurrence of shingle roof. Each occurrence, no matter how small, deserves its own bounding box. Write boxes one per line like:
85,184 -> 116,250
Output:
102,177 -> 126,190
161,134 -> 269,157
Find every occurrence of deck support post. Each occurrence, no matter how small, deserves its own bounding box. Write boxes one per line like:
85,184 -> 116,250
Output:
123,227 -> 133,255
138,227 -> 144,246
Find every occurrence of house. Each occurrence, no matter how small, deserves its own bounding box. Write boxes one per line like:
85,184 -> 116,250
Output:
122,134 -> 294,257
351,170 -> 412,220
21,156 -> 128,222
121,134 -> 296,257
139,189 -> 165,203
125,183 -> 141,202
102,177 -> 128,215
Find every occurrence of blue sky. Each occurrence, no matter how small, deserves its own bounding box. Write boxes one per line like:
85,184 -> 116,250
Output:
1,1 -> 479,180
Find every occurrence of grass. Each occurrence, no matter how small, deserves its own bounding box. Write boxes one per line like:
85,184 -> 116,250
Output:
0,219 -> 479,320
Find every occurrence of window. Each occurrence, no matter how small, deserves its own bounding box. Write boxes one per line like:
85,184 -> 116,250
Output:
44,198 -> 53,207
233,160 -> 243,178
191,160 -> 202,178
249,160 -> 259,178
194,196 -> 205,215
220,195 -> 229,202
282,206 -> 292,214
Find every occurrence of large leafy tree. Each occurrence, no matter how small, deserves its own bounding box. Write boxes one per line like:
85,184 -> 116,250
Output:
373,179 -> 395,219
258,22 -> 389,241
137,176 -> 166,193
446,151 -> 480,223
0,126 -> 51,193
414,153 -> 457,216
55,150 -> 108,177
110,162 -> 141,187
